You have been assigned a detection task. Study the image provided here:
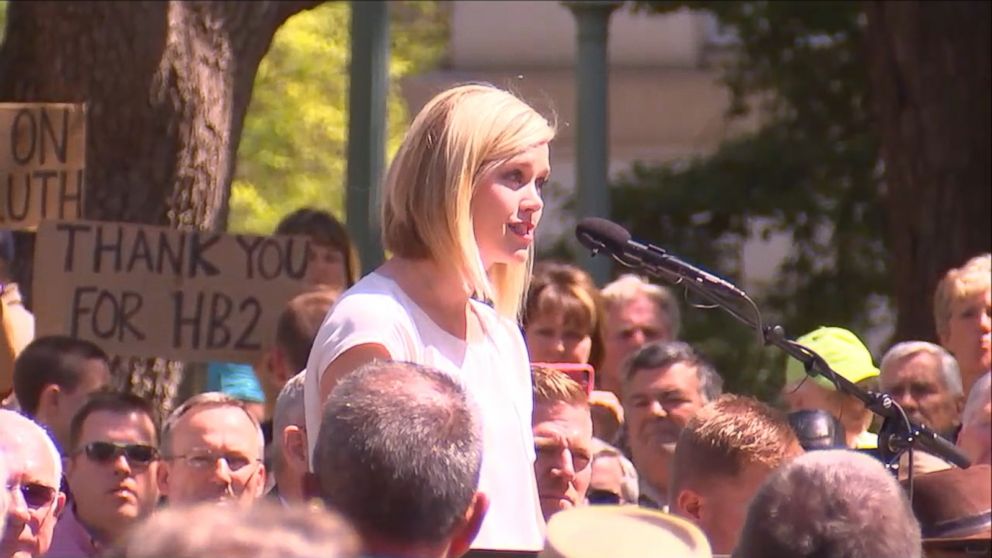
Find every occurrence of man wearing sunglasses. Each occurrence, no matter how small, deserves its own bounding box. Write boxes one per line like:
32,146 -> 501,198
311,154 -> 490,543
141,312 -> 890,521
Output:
0,410 -> 66,558
49,392 -> 160,557
157,392 -> 266,506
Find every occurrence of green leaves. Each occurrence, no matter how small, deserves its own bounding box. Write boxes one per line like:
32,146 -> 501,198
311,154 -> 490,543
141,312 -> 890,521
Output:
0,2 -> 7,44
229,1 -> 446,235
614,1 -> 888,399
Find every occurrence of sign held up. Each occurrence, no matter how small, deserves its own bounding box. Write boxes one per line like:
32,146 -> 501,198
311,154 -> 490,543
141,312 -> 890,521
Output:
0,103 -> 86,229
34,220 -> 308,363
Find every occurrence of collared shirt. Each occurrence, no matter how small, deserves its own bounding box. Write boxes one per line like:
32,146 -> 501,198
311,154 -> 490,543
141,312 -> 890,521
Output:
637,478 -> 669,513
47,502 -> 102,558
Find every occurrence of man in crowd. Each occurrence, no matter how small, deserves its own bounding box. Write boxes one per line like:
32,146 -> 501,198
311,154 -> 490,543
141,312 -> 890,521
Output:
108,501 -> 359,558
734,449 -> 922,558
934,253 -> 991,399
599,275 -> 680,397
957,372 -> 991,466
12,336 -> 111,453
531,366 -> 593,520
587,445 -> 639,505
267,372 -> 308,503
879,341 -> 965,476
259,289 -> 336,425
0,410 -> 66,558
311,360 -> 488,558
620,341 -> 723,510
49,392 -> 160,557
880,341 -> 964,439
157,393 -> 266,506
670,394 -> 804,554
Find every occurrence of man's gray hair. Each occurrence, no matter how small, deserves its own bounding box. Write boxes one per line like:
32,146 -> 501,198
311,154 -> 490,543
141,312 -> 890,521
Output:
107,500 -> 359,558
161,392 -> 264,459
0,410 -> 62,485
734,449 -> 922,558
602,274 -> 681,339
620,341 -> 723,403
269,372 -> 307,472
880,341 -> 963,396
313,360 -> 482,544
962,372 -> 991,427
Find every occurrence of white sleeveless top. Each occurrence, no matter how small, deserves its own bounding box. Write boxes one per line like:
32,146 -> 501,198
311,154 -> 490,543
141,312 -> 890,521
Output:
304,272 -> 545,550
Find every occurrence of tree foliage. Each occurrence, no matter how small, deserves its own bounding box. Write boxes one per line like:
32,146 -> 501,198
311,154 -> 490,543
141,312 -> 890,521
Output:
228,1 -> 447,234
613,2 -> 888,400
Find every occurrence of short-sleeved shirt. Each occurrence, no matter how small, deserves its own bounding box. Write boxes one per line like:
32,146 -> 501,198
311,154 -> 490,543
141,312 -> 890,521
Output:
303,272 -> 544,550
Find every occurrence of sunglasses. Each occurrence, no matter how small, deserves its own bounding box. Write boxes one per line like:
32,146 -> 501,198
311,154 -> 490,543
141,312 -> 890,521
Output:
79,441 -> 160,465
586,488 -> 622,506
7,482 -> 58,509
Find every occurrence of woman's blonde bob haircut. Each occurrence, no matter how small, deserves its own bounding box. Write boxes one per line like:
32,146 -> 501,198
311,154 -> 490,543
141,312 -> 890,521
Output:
382,83 -> 556,318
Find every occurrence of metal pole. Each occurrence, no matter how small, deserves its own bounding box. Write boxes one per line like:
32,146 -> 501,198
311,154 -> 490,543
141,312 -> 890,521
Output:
566,1 -> 618,285
346,0 -> 389,274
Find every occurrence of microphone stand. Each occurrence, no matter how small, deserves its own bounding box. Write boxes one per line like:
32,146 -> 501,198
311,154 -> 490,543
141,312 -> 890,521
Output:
596,246 -> 971,475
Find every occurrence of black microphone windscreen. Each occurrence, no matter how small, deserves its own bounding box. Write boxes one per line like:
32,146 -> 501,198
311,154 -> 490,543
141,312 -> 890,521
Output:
575,217 -> 631,254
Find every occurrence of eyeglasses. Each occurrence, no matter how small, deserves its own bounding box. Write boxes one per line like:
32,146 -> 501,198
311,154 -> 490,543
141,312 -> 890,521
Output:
78,441 -> 159,466
586,488 -> 622,506
7,482 -> 58,509
167,451 -> 260,472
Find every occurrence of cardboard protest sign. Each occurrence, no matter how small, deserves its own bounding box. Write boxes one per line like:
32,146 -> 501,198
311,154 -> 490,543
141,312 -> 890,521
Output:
0,104 -> 86,229
34,220 -> 308,363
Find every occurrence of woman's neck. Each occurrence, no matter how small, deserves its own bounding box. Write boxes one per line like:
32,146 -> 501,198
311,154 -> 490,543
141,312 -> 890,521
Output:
379,257 -> 477,339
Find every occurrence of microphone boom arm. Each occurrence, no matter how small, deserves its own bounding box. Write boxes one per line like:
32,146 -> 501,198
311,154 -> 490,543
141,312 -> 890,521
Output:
576,218 -> 971,470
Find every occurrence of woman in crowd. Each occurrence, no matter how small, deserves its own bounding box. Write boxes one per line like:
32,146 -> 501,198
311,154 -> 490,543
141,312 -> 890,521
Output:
304,83 -> 553,550
276,207 -> 361,296
523,261 -> 605,371
523,262 -> 625,438
207,208 -> 361,425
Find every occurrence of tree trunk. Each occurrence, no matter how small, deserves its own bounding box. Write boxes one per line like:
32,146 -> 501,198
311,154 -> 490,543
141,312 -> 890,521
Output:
865,1 -> 991,343
0,0 -> 319,416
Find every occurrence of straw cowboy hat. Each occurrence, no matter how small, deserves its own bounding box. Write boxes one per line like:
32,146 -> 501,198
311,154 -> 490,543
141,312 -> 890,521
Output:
539,505 -> 712,558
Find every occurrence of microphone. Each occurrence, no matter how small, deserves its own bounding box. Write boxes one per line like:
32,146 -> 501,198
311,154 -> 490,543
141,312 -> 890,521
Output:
575,217 -> 630,256
575,217 -> 746,297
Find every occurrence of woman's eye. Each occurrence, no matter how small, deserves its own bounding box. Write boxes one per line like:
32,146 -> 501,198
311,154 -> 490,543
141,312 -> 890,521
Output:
504,169 -> 524,184
563,331 -> 585,342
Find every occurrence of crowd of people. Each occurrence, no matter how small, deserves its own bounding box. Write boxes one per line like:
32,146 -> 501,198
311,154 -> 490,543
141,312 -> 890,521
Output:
0,83 -> 989,558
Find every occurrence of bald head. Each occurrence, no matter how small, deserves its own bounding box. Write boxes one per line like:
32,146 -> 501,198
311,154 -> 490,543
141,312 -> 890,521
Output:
0,411 -> 61,487
0,410 -> 66,558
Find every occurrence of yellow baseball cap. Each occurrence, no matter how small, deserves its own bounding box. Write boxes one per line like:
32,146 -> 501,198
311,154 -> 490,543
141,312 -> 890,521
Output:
784,326 -> 880,390
539,505 -> 712,558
